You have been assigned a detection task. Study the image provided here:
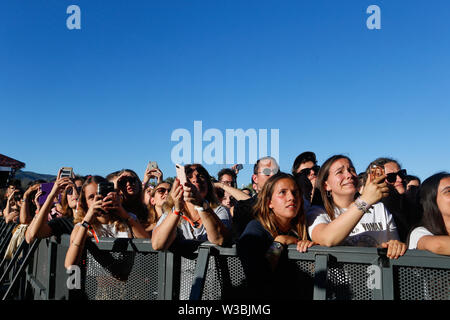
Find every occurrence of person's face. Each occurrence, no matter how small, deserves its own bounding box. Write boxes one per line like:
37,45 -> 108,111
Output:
296,161 -> 318,187
253,159 -> 279,193
220,191 -> 233,208
219,174 -> 234,187
118,172 -> 139,196
67,186 -> 80,209
384,162 -> 406,194
84,183 -> 98,209
406,179 -> 420,191
187,167 -> 208,198
324,158 -> 358,198
6,185 -> 15,197
436,177 -> 450,217
269,178 -> 301,223
150,183 -> 171,207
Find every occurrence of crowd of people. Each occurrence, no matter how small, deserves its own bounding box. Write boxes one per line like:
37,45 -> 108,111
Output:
0,152 -> 448,298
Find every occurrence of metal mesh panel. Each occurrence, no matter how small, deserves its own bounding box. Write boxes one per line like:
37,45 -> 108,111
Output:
396,266 -> 450,300
294,259 -> 315,299
201,255 -> 223,300
223,255 -> 247,295
33,240 -> 49,290
179,257 -> 196,300
327,261 -> 374,300
84,250 -> 159,300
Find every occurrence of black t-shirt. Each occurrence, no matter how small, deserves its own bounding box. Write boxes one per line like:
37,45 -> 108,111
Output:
236,219 -> 312,299
231,195 -> 257,243
382,187 -> 421,242
47,215 -> 74,237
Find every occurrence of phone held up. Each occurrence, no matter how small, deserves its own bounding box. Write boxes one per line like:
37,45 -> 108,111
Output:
175,164 -> 187,186
97,182 -> 115,198
369,165 -> 385,183
60,167 -> 73,178
147,161 -> 158,171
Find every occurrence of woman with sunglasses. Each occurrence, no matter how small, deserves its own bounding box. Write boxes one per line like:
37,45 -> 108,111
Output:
151,164 -> 232,250
116,169 -> 149,225
307,155 -> 407,259
365,158 -> 422,243
143,181 -> 172,235
25,171 -> 83,244
408,172 -> 450,255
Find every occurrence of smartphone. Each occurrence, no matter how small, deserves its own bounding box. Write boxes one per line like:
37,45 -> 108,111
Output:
59,167 -> 73,178
369,165 -> 385,182
235,164 -> 243,171
175,164 -> 187,186
38,182 -> 58,206
97,182 -> 115,198
146,161 -> 158,171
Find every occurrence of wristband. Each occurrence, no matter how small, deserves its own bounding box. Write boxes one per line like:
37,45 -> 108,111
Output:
354,197 -> 372,213
81,221 -> 90,229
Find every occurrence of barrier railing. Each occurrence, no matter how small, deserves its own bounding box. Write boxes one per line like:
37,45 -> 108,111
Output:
0,233 -> 449,300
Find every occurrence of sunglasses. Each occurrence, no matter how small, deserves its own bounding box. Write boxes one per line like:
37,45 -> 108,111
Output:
67,186 -> 82,195
155,187 -> 170,195
299,165 -> 320,176
258,168 -> 279,176
118,176 -> 139,188
386,169 -> 407,183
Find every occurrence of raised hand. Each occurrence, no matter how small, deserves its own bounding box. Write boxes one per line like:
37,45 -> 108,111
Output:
360,174 -> 389,206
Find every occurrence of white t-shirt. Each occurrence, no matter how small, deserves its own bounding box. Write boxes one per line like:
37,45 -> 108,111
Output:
306,202 -> 399,247
156,205 -> 232,241
91,213 -> 137,238
408,226 -> 434,249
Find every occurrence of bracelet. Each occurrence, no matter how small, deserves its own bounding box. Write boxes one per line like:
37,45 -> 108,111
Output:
81,221 -> 90,229
354,197 -> 372,213
72,241 -> 80,247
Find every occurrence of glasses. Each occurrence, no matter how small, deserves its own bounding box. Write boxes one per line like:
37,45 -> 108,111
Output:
386,169 -> 407,183
155,187 -> 170,195
219,180 -> 233,186
258,168 -> 279,176
118,176 -> 139,188
67,186 -> 82,195
299,165 -> 320,176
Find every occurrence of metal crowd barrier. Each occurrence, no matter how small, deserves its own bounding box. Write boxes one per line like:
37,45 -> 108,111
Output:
0,233 -> 449,300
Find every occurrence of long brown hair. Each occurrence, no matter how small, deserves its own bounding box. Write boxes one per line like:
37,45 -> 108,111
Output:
253,172 -> 307,240
316,155 -> 354,220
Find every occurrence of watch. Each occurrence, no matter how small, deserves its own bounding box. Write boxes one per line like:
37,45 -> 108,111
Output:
194,200 -> 210,212
354,197 -> 372,213
271,241 -> 284,250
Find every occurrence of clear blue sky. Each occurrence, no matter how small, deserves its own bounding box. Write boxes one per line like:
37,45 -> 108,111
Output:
1,0 -> 449,187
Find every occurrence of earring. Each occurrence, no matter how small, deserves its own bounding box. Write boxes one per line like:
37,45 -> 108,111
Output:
326,190 -> 332,198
